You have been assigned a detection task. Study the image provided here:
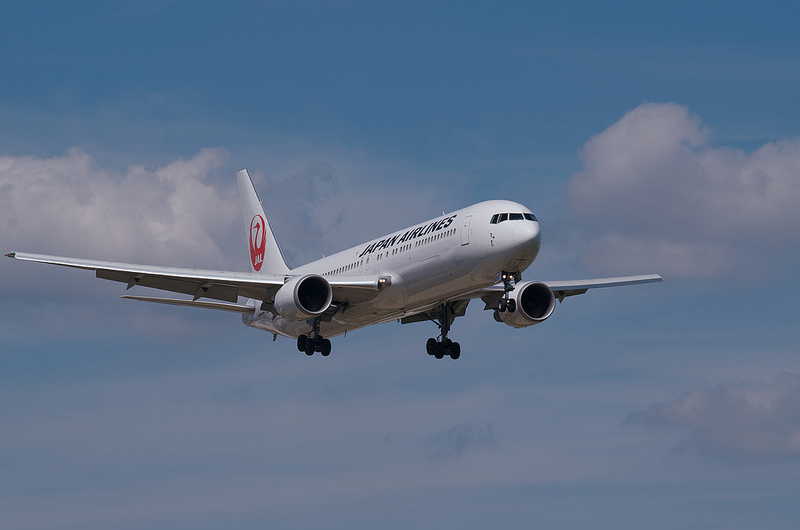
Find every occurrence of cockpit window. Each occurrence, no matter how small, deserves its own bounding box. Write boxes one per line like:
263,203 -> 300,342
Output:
490,212 -> 538,224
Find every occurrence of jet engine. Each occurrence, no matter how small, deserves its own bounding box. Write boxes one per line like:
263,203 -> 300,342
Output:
273,274 -> 333,321
493,281 -> 556,328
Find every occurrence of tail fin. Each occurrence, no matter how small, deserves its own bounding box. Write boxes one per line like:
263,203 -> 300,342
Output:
237,169 -> 291,274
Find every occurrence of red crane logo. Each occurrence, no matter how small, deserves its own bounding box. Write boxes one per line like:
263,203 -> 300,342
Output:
249,215 -> 266,271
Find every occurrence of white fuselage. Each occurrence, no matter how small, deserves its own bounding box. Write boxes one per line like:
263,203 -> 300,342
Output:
244,200 -> 541,338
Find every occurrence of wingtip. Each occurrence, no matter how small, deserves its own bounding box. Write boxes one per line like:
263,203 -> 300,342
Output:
5,252 -> 16,258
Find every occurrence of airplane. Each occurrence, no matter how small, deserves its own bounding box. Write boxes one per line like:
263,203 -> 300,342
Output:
6,169 -> 662,359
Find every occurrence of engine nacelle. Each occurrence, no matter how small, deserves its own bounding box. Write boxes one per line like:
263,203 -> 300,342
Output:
494,281 -> 556,328
273,274 -> 333,321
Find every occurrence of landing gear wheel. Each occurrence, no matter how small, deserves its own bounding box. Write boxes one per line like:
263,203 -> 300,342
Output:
506,298 -> 516,313
304,340 -> 315,356
297,335 -> 308,352
426,302 -> 464,360
320,339 -> 332,357
426,338 -> 437,356
498,299 -> 507,312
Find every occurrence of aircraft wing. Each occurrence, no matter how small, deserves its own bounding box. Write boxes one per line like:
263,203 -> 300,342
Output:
541,274 -> 663,301
472,274 -> 663,305
6,252 -> 387,306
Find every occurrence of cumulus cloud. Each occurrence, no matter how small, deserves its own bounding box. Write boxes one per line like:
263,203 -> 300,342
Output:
0,148 -> 238,268
567,103 -> 800,278
625,372 -> 800,458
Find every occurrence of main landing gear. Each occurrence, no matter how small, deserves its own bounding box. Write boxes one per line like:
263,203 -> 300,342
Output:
297,334 -> 331,356
425,303 -> 461,360
296,316 -> 331,356
426,337 -> 460,360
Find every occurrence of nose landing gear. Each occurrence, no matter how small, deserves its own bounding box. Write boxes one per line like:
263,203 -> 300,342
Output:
496,271 -> 518,313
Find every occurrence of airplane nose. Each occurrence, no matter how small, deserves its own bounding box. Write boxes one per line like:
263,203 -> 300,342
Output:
513,222 -> 541,255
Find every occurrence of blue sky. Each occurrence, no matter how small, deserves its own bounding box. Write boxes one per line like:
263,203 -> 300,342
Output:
2,1 -> 800,528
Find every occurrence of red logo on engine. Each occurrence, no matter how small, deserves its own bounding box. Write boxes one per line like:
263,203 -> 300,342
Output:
249,215 -> 266,271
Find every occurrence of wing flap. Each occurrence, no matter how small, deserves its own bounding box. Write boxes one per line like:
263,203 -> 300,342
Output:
121,295 -> 255,314
97,269 -> 240,303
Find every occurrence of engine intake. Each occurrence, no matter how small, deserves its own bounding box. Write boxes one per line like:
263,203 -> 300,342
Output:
494,281 -> 556,328
273,274 -> 333,321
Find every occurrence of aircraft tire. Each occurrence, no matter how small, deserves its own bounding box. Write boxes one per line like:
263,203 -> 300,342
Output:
434,343 -> 445,359
321,339 -> 332,357
297,335 -> 308,352
305,341 -> 315,356
450,342 -> 461,360
443,340 -> 452,359
507,299 -> 516,313
426,338 -> 437,356
498,299 -> 507,312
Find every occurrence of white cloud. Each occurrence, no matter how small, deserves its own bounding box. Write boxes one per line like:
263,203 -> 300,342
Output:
567,103 -> 800,278
626,371 -> 800,458
0,148 -> 237,268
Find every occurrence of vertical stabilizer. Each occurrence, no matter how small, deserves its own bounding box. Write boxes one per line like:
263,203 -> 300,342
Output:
237,169 -> 291,274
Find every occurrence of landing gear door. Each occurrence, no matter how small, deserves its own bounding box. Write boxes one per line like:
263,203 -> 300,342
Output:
461,215 -> 472,246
